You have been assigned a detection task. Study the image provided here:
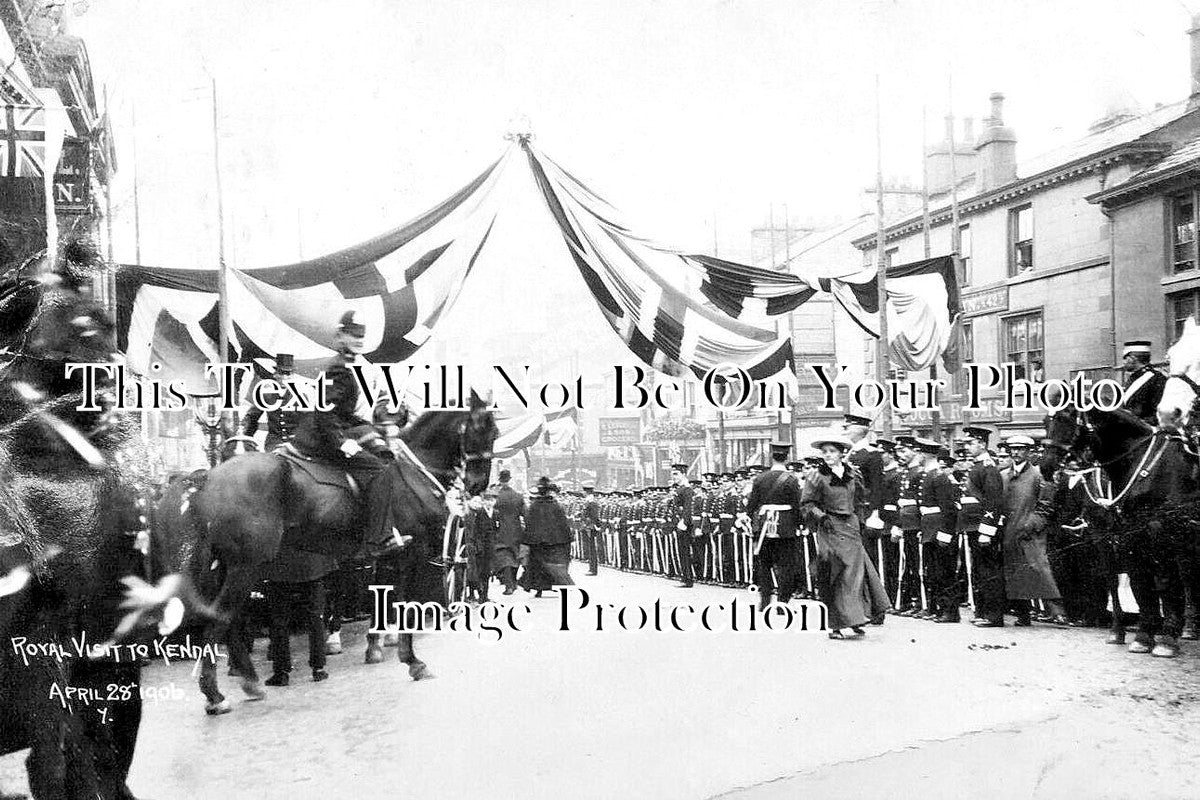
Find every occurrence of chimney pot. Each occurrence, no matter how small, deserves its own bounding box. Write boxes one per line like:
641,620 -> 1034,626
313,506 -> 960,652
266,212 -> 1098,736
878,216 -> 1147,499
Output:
1189,16 -> 1200,104
989,93 -> 1006,126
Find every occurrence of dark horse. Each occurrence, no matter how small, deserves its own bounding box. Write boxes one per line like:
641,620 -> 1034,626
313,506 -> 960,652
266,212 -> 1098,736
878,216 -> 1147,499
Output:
0,248 -> 183,799
1042,405 -> 1200,656
156,394 -> 497,714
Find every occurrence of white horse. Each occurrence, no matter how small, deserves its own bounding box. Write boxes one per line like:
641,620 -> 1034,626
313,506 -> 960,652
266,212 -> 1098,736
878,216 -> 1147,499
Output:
1158,316 -> 1200,430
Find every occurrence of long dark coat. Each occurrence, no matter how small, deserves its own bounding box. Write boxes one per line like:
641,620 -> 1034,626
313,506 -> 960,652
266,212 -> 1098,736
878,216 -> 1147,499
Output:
464,508 -> 496,587
521,496 -> 574,590
492,484 -> 525,572
801,465 -> 890,629
1001,463 -> 1062,600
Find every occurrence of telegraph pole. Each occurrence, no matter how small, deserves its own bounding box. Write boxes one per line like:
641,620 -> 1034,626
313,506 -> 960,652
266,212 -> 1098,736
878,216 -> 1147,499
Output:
874,74 -> 892,436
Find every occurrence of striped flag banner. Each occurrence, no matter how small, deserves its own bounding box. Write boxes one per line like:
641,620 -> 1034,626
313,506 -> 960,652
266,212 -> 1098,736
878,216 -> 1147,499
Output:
522,141 -> 798,384
116,148 -> 514,390
815,255 -> 962,371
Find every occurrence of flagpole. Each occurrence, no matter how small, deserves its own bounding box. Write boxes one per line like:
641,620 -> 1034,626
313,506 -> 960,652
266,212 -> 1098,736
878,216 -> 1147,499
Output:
103,85 -> 115,307
921,106 -> 931,260
714,210 -> 727,473
132,103 -> 142,266
875,74 -> 892,436
211,78 -> 230,368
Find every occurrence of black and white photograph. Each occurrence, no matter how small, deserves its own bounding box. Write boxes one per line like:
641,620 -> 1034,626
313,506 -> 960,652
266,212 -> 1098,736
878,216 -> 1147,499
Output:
3,1 -> 1200,798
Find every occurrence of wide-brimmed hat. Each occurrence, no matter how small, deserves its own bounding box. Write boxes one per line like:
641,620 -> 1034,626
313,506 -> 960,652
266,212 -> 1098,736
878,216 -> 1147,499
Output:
811,432 -> 852,452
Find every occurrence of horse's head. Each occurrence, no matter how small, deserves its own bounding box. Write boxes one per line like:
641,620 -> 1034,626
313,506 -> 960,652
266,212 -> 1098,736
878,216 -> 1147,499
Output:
0,243 -> 120,448
1159,316 -> 1200,430
1040,405 -> 1084,478
461,389 -> 498,496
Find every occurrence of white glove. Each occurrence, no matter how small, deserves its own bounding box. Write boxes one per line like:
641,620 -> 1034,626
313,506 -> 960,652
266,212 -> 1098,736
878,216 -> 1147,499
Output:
865,510 -> 885,530
339,439 -> 363,457
889,526 -> 903,542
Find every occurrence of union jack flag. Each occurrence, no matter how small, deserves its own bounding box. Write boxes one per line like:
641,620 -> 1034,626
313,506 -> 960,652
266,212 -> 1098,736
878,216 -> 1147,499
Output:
0,104 -> 47,178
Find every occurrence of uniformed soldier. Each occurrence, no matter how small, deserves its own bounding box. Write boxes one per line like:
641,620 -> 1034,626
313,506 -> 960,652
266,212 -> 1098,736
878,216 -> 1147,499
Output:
876,438 -> 903,605
960,427 -> 1007,627
242,353 -> 301,451
1120,340 -> 1167,426
918,442 -> 962,623
746,441 -> 804,610
292,311 -> 391,654
894,435 -> 925,616
581,485 -> 601,576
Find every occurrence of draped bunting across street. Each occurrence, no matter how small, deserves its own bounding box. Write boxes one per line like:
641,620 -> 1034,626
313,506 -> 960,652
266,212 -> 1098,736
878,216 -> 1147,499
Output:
115,142 -> 961,400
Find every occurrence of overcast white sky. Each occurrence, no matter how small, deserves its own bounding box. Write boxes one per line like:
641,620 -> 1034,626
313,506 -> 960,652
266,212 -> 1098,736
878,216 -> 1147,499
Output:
75,0 -> 1200,370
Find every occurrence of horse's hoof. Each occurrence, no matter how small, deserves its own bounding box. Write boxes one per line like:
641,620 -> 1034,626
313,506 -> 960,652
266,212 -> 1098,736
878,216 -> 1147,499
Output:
1181,625 -> 1198,641
1105,633 -> 1126,645
1128,639 -> 1152,654
383,632 -> 399,647
365,646 -> 385,665
408,661 -> 432,681
241,680 -> 266,701
325,632 -> 343,655
205,698 -> 232,716
1152,644 -> 1180,658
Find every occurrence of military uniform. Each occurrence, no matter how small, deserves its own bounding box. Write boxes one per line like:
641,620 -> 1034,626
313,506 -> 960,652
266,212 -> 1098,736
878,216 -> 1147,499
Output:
243,357 -> 301,451
1120,341 -> 1167,426
920,452 -> 962,622
746,447 -> 804,609
896,457 -> 925,614
962,446 -> 1006,624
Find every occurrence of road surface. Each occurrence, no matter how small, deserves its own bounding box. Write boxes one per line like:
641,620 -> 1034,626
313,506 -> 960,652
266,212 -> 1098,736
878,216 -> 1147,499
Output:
3,565 -> 1199,799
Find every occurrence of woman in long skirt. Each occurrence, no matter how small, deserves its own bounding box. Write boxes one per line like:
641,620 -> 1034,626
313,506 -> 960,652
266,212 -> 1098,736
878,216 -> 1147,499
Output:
801,433 -> 891,639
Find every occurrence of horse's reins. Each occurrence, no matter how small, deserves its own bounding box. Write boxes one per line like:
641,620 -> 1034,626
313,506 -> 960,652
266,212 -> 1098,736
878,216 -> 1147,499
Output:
1067,431 -> 1175,510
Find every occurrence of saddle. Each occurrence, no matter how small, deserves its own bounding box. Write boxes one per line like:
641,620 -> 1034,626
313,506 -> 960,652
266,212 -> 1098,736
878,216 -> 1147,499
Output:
276,444 -> 360,496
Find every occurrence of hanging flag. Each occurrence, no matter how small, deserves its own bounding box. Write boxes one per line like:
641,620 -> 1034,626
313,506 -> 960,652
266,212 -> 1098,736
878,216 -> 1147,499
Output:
116,149 -> 513,390
816,254 -> 961,371
523,142 -> 797,384
0,104 -> 47,178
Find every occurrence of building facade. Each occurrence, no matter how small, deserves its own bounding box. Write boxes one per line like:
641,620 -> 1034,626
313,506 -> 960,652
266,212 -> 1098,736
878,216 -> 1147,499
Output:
851,28 -> 1200,439
0,0 -> 115,298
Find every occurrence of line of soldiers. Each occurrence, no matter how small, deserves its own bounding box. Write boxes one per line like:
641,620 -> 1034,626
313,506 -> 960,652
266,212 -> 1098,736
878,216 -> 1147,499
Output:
558,415 -> 1106,630
560,463 -> 826,596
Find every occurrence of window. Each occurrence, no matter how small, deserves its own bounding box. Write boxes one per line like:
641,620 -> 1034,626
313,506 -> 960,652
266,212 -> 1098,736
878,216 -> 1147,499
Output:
957,224 -> 972,285
1003,312 -> 1043,380
1009,205 -> 1033,276
953,320 -> 974,394
1172,194 -> 1197,274
1172,289 -> 1200,341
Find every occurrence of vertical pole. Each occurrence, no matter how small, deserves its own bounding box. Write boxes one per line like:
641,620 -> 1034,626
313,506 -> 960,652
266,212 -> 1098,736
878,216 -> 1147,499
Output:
132,104 -> 141,267
768,204 -> 777,268
874,74 -> 892,436
714,211 -> 726,471
101,86 -> 113,309
921,105 -> 931,260
212,79 -> 230,366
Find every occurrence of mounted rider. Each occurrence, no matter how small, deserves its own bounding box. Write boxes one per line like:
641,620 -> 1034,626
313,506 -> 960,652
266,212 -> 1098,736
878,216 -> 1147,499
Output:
1120,340 -> 1167,427
291,310 -> 398,551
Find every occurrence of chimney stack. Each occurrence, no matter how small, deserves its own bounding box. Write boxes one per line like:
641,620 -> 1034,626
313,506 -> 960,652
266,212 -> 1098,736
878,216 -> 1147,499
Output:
1189,15 -> 1200,108
924,113 -> 977,195
975,92 -> 1017,192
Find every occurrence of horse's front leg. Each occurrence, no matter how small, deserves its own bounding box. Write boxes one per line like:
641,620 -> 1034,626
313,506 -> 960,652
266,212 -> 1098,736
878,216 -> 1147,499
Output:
198,562 -> 262,714
394,632 -> 430,680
